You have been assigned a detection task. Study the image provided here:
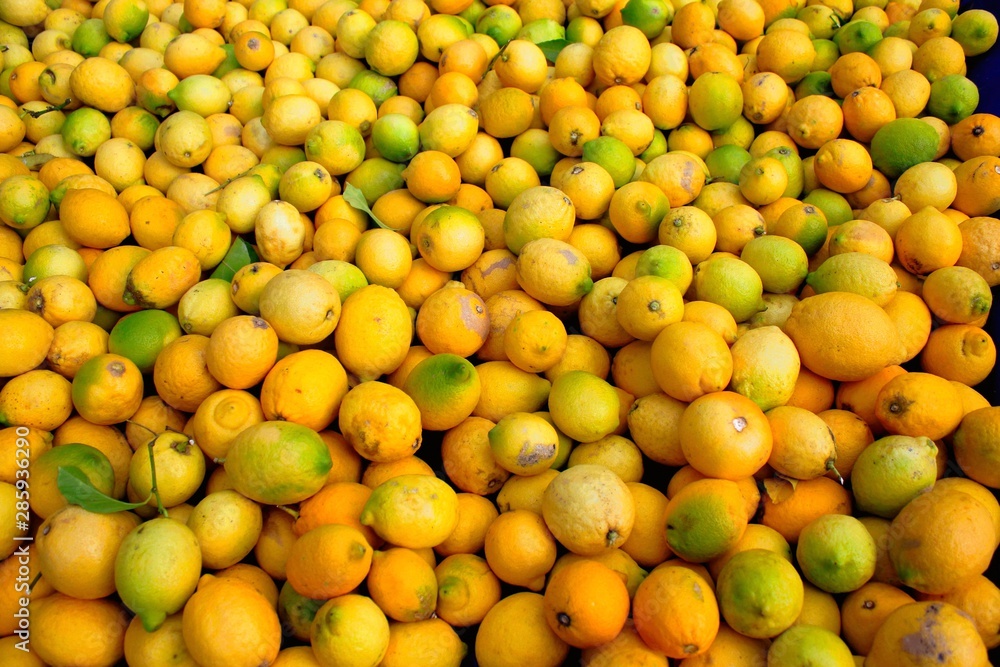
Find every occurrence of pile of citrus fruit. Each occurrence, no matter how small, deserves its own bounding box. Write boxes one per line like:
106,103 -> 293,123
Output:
2,0 -> 1000,664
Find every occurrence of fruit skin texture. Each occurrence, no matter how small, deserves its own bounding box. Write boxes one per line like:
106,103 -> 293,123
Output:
783,292 -> 904,382
541,464 -> 636,556
360,474 -> 460,549
223,421 -> 332,505
888,489 -> 996,595
864,601 -> 989,667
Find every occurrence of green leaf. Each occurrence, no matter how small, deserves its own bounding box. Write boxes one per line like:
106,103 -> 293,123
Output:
209,237 -> 259,282
57,466 -> 151,513
537,40 -> 570,64
343,182 -> 391,230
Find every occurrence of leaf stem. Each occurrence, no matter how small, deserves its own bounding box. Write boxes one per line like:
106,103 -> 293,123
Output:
146,438 -> 168,518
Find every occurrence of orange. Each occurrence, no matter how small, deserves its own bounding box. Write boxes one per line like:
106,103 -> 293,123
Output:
841,582 -> 917,656
874,371 -> 963,440
632,565 -> 719,659
205,316 -> 278,390
679,391 -> 772,481
475,592 -> 569,667
548,106 -> 602,157
415,286 -> 490,358
285,524 -> 373,600
921,324 -> 996,386
543,559 -> 630,649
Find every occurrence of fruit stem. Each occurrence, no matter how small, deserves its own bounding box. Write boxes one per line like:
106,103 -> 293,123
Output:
276,505 -> 300,520
146,439 -> 168,518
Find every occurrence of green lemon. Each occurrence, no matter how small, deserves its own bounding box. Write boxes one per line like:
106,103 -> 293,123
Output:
29,443 -> 116,519
261,145 -> 306,173
371,113 -> 420,163
664,478 -> 749,563
833,20 -> 882,54
620,0 -> 672,39
511,128 -> 561,177
634,244 -> 693,294
582,136 -> 636,189
712,115 -> 755,150
705,144 -> 752,184
0,175 -> 50,231
224,421 -> 332,505
344,158 -> 406,206
811,38 -> 840,71
308,260 -> 369,303
639,128 -> 668,163
167,74 -> 233,117
693,255 -> 766,323
797,6 -> 841,40
796,514 -> 876,594
115,517 -> 203,632
61,107 -> 112,157
402,353 -> 481,432
517,18 -> 565,44
304,120 -> 366,177
22,244 -> 88,284
212,43 -> 241,78
459,0 -> 487,26
730,325 -> 801,411
740,235 -> 809,294
927,73 -> 980,124
717,549 -> 804,639
688,72 -> 744,132
851,436 -> 938,519
278,580 -> 325,641
801,188 -> 853,225
107,309 -> 184,374
476,5 -> 522,47
348,69 -> 398,109
71,18 -> 112,57
767,625 -> 855,666
870,118 -> 942,179
951,9 -> 999,56
102,0 -> 149,44
765,145 -> 805,199
794,71 -> 835,99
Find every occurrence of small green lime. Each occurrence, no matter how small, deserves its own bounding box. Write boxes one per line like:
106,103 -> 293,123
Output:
476,5 -> 522,47
582,136 -> 636,189
802,188 -> 853,225
927,74 -> 980,125
61,107 -> 112,157
869,117 -> 941,178
833,20 -> 883,54
71,18 -> 112,57
620,0 -> 672,39
705,145 -> 751,184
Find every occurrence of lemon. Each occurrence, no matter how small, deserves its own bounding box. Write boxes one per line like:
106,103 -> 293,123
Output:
927,74 -> 980,124
796,514 -> 876,594
740,235 -> 809,294
371,114 -> 420,163
764,146 -> 805,199
951,9 -> 999,56
103,0 -> 150,43
833,20 -> 882,54
620,0 -> 672,39
177,279 -> 240,337
115,517 -> 203,632
634,244 -> 694,294
850,436 -> 938,519
71,18 -> 112,57
360,474 -> 459,549
869,118 -> 942,179
548,370 -> 620,443
688,72 -> 744,131
692,255 -> 766,323
0,175 -> 49,231
129,431 -> 206,509
61,107 -> 112,157
402,353 -> 481,431
717,548 -> 804,639
705,144 -> 752,185
477,5 -> 523,47
801,188 -> 853,226
664,478 -> 749,563
541,464 -> 635,555
730,325 -> 801,412
489,412 -> 560,476
167,74 -> 232,118
21,245 -> 86,286
805,253 -> 898,306
767,625 -> 854,666
366,20 -> 419,77
582,136 -> 637,189
107,309 -> 184,374
224,421 -> 332,505
28,443 -> 115,519
308,260 -> 369,303
304,120 -> 366,177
